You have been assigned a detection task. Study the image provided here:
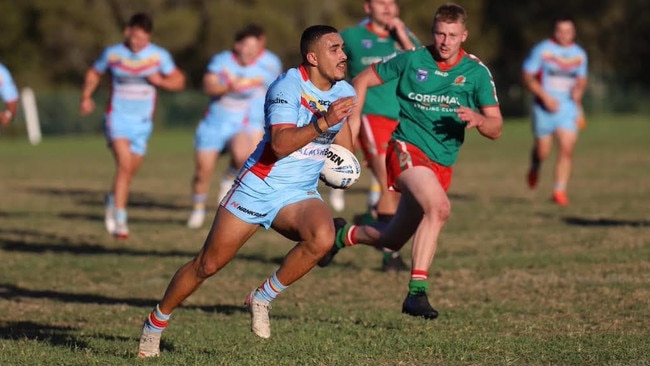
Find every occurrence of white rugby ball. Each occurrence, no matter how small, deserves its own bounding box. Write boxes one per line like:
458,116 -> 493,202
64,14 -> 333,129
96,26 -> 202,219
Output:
320,144 -> 361,189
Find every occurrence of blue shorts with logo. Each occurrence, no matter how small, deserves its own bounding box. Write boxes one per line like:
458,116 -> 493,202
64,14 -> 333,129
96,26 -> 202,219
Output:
104,113 -> 153,155
220,170 -> 322,229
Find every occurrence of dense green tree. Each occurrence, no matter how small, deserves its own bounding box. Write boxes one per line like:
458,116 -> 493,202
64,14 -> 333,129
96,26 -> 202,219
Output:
0,0 -> 647,116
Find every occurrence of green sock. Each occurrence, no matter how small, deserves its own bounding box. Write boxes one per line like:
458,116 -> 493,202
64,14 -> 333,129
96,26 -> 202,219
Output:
408,280 -> 428,295
334,223 -> 354,249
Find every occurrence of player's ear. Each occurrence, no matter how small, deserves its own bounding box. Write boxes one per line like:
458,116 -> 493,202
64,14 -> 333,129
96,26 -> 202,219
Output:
306,52 -> 318,66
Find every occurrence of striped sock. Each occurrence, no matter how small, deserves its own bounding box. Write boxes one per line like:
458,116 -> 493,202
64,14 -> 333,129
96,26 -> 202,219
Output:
334,224 -> 358,249
144,304 -> 171,333
408,270 -> 429,295
255,272 -> 287,303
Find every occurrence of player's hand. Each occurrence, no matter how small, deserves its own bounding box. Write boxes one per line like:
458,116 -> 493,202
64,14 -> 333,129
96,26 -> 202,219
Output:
79,97 -> 95,116
146,73 -> 164,87
542,94 -> 559,113
385,17 -> 407,33
457,106 -> 483,129
323,96 -> 357,127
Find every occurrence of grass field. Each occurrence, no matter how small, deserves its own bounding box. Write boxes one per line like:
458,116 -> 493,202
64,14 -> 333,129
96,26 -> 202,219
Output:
1,115 -> 649,365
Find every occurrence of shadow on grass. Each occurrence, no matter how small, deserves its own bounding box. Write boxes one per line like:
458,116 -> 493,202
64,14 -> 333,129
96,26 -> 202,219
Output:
57,211 -> 183,225
26,186 -> 188,211
563,216 -> 650,227
0,283 -> 248,315
0,320 -> 178,356
0,228 -> 287,266
0,321 -> 88,348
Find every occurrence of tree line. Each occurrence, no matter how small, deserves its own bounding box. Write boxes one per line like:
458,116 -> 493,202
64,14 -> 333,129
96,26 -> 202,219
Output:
1,0 -> 647,116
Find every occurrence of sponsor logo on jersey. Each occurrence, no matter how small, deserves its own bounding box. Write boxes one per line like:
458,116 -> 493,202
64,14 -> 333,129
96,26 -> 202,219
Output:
362,39 -> 373,49
416,69 -> 429,82
269,97 -> 288,105
434,70 -> 449,77
453,75 -> 466,86
408,93 -> 459,105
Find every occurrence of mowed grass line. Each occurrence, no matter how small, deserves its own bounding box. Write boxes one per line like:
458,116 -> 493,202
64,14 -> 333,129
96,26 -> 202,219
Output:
0,115 -> 649,365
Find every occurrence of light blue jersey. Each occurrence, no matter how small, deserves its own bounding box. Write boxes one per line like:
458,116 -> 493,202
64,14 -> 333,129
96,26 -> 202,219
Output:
194,49 -> 282,151
93,42 -> 178,154
523,39 -> 588,136
0,63 -> 18,103
221,65 -> 356,228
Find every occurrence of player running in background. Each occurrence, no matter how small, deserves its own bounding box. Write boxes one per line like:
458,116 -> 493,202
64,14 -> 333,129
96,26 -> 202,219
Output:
320,0 -> 420,272
138,25 -> 356,357
523,15 -> 588,206
187,24 -> 282,229
80,13 -> 186,239
0,62 -> 18,127
328,3 -> 502,319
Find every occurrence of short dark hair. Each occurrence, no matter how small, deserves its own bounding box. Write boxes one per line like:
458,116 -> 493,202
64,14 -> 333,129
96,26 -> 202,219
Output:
553,15 -> 575,28
234,24 -> 265,42
127,13 -> 153,34
300,25 -> 339,61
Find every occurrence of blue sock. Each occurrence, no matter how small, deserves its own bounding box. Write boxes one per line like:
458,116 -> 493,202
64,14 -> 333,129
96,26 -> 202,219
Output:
115,209 -> 127,224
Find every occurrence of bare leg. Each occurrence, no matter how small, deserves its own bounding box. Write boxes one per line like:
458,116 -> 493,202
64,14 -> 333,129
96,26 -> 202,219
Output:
110,138 -> 143,210
553,128 -> 577,191
159,207 -> 258,314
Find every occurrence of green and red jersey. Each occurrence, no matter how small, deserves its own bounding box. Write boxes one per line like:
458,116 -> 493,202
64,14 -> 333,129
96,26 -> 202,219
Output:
373,47 -> 499,166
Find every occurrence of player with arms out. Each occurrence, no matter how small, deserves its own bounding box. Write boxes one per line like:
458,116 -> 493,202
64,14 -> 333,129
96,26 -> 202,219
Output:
523,15 -> 588,206
0,62 -> 18,127
320,0 -> 421,272
329,3 -> 502,319
187,24 -> 282,229
80,13 -> 185,239
137,25 -> 356,358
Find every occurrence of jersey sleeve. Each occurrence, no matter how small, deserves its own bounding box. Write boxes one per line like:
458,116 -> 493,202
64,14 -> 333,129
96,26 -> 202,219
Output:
474,64 -> 499,107
373,51 -> 410,84
577,48 -> 588,78
263,52 -> 283,88
92,47 -> 111,73
206,53 -> 230,85
157,48 -> 177,75
522,41 -> 544,74
265,74 -> 300,127
0,65 -> 18,102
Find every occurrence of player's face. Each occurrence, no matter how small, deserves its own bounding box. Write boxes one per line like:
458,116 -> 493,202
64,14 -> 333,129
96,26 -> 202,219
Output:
235,36 -> 263,66
124,27 -> 151,53
553,20 -> 576,47
365,0 -> 399,28
314,33 -> 348,82
431,20 -> 467,63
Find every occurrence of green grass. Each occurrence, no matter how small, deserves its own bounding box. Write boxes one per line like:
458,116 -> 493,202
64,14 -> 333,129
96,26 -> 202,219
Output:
1,115 -> 649,365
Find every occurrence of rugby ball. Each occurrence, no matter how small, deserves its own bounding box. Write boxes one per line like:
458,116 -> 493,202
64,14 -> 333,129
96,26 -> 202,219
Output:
320,144 -> 361,189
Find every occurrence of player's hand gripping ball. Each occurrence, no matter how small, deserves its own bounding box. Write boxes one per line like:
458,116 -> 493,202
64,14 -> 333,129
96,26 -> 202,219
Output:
320,144 -> 361,189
